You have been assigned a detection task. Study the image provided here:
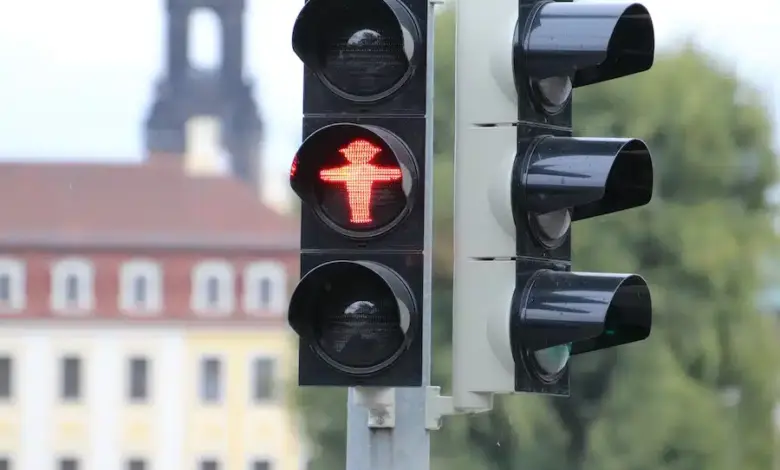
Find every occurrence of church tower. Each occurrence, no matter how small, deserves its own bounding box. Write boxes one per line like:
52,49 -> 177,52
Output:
144,0 -> 263,190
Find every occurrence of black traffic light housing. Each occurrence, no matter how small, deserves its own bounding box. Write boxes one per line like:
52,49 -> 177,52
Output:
289,0 -> 430,387
289,255 -> 424,385
292,0 -> 427,111
509,0 -> 655,395
521,137 -> 653,222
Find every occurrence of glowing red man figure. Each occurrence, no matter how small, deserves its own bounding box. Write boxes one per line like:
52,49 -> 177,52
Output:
319,139 -> 403,224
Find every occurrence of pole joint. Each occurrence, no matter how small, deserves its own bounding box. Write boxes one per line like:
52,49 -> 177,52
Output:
424,386 -> 494,430
354,387 -> 396,428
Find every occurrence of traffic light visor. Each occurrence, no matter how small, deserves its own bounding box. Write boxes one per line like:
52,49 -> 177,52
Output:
290,124 -> 418,238
522,137 -> 653,221
288,260 -> 417,375
523,2 -> 654,88
512,270 -> 652,355
291,0 -> 421,101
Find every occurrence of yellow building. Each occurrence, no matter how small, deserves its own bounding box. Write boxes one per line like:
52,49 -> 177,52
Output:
0,161 -> 303,470
0,0 -> 308,467
184,330 -> 299,470
0,325 -> 302,470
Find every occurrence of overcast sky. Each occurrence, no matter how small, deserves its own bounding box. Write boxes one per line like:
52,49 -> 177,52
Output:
0,0 -> 778,196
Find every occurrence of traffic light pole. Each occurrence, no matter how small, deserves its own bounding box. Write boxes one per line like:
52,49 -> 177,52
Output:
345,2 -> 437,469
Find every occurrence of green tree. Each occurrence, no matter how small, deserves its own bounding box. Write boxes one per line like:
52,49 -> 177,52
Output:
297,6 -> 780,470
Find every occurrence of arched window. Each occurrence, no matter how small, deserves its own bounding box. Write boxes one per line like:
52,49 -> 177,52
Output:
188,8 -> 222,69
0,258 -> 25,312
191,260 -> 234,315
243,261 -> 287,315
259,278 -> 272,308
0,274 -> 10,303
133,276 -> 148,304
119,260 -> 163,314
206,276 -> 220,307
51,258 -> 94,312
65,274 -> 79,303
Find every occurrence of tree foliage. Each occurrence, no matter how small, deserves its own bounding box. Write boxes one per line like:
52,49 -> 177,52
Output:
296,6 -> 780,469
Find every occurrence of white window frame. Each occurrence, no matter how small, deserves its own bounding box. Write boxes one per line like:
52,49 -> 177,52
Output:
198,354 -> 225,405
247,353 -> 279,405
247,456 -> 275,470
0,354 -> 15,402
124,456 -> 149,470
243,261 -> 286,315
119,259 -> 163,314
60,354 -> 84,402
58,456 -> 81,470
196,455 -> 223,470
0,258 -> 25,312
191,260 -> 234,315
51,258 -> 94,313
127,356 -> 151,404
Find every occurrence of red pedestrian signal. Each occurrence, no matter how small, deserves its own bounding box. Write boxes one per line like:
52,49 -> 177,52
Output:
291,123 -> 418,238
319,139 -> 403,224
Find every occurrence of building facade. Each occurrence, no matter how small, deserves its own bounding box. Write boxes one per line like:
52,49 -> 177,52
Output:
0,164 -> 302,470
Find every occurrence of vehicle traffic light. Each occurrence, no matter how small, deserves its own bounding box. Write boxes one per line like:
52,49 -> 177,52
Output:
451,0 -> 655,410
287,0 -> 430,387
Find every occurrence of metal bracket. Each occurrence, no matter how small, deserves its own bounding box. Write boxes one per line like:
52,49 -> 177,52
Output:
354,387 -> 396,428
425,386 -> 496,430
424,386 -> 454,430
354,386 -> 494,431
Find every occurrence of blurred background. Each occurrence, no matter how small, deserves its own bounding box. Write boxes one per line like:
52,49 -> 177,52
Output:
1,0 -> 780,469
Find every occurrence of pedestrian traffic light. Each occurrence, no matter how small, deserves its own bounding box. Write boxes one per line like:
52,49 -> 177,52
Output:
451,0 -> 655,410
287,0 -> 430,387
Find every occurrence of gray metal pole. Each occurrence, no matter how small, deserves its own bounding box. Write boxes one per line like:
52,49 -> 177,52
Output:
344,1 -> 438,469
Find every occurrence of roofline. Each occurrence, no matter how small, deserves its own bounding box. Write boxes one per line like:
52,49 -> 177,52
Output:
0,233 -> 300,253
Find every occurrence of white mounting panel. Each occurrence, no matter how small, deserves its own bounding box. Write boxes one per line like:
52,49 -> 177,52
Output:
455,0 -> 519,126
450,0 -> 523,411
452,258 -> 516,408
453,126 -> 517,259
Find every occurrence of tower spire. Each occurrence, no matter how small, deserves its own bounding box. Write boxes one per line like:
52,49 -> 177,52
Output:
144,0 -> 263,194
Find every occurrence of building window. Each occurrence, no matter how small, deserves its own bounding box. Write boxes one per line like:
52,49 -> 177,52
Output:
134,277 -> 147,303
243,262 -> 286,314
251,460 -> 271,470
200,459 -> 219,470
206,277 -> 220,307
128,357 -> 149,402
59,458 -> 78,470
0,276 -> 8,302
120,260 -> 163,314
51,258 -> 94,312
61,356 -> 81,401
191,260 -> 234,315
65,275 -> 79,303
127,458 -> 146,470
0,356 -> 12,400
259,279 -> 272,307
200,357 -> 222,403
250,357 -> 276,402
0,258 -> 25,312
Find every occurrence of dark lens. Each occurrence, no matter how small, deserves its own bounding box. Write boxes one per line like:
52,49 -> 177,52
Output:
319,5 -> 410,97
314,269 -> 406,369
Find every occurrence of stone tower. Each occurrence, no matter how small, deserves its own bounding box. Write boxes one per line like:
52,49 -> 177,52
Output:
144,0 -> 262,189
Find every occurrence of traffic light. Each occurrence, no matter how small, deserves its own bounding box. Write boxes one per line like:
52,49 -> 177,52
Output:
287,0 -> 430,387
451,0 -> 655,409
